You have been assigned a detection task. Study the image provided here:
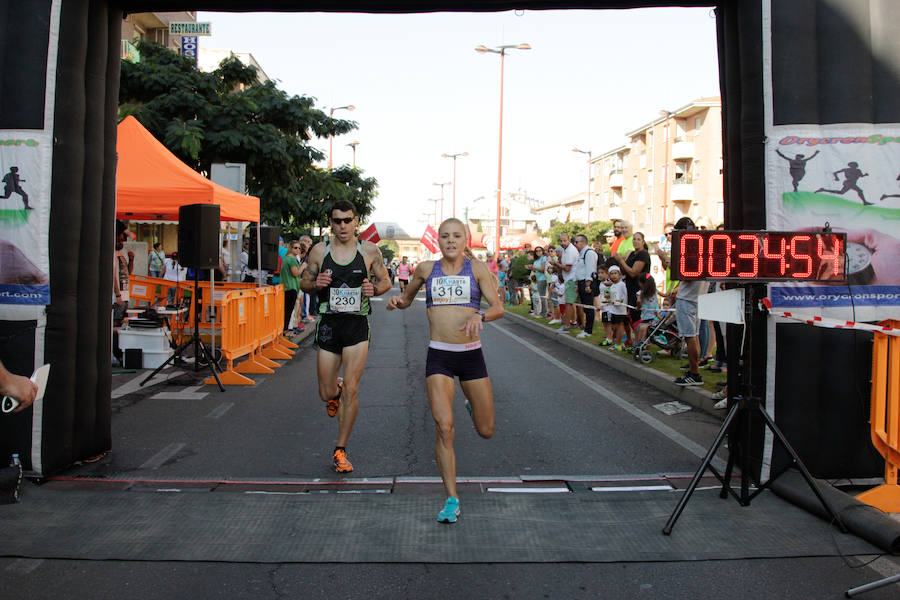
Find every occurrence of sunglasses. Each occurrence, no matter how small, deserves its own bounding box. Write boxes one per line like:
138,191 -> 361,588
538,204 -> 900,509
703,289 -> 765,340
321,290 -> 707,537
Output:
331,216 -> 355,224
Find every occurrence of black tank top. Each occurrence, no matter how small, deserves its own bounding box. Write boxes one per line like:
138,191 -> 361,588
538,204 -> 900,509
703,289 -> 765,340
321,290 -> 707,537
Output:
317,241 -> 370,315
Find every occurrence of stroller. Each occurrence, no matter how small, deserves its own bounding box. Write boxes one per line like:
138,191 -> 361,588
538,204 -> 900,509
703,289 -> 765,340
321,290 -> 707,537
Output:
631,309 -> 683,364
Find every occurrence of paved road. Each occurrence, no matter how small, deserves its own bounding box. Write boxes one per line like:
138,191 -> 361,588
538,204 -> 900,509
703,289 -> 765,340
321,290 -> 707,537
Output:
2,285 -> 899,599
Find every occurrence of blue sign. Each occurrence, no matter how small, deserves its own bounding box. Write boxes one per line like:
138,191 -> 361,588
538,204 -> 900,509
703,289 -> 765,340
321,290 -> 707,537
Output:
181,36 -> 198,62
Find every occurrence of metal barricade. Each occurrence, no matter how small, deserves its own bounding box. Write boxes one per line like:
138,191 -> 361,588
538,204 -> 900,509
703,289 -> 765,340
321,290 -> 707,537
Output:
856,319 -> 900,512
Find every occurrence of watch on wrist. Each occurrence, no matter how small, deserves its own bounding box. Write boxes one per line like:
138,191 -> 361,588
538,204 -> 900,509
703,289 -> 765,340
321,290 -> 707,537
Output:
477,310 -> 486,322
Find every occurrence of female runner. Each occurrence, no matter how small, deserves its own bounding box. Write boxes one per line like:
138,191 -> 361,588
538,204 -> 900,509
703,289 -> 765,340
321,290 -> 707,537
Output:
386,218 -> 504,523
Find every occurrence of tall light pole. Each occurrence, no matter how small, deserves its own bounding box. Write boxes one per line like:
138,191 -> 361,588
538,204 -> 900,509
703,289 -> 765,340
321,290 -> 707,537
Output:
432,181 -> 451,223
442,151 -> 468,219
347,141 -> 360,168
328,104 -> 355,169
572,147 -> 593,225
427,198 -> 441,226
475,42 -> 531,256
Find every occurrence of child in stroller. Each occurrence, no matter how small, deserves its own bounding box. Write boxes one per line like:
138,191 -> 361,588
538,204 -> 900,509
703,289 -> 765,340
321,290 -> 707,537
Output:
631,296 -> 681,364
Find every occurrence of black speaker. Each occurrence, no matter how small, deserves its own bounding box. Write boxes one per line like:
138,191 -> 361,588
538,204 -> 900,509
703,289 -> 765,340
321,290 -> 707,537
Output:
178,204 -> 220,269
248,226 -> 281,271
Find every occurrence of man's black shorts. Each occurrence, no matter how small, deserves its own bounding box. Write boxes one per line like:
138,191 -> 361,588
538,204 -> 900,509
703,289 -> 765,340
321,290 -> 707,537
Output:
316,314 -> 370,354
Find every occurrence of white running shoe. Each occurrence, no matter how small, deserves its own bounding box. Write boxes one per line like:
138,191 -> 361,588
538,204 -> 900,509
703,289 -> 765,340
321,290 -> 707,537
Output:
548,319 -> 561,325
576,331 -> 590,339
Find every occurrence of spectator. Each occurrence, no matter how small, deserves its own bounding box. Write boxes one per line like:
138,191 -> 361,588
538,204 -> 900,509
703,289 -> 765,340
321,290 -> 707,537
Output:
609,219 -> 634,255
148,242 -> 166,278
634,274 -> 661,345
298,236 -> 316,323
280,240 -> 305,333
217,239 -> 229,282
113,225 -> 134,313
0,359 -> 37,413
549,232 -> 579,333
595,262 -> 612,346
162,252 -> 186,306
505,251 -> 519,305
240,239 -> 252,282
606,265 -> 628,350
548,265 -> 565,324
613,231 -> 651,346
526,246 -> 549,317
498,260 -> 508,303
671,217 -> 705,386
657,222 -> 675,252
573,234 -> 599,339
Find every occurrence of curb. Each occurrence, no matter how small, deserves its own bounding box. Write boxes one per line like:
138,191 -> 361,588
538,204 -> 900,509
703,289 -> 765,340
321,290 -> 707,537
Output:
503,311 -> 724,419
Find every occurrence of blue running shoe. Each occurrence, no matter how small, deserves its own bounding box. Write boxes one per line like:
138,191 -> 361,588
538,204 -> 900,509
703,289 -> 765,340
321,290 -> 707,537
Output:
437,496 -> 460,523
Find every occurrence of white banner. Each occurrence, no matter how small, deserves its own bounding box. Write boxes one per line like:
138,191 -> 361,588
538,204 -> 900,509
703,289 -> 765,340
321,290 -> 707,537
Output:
0,133 -> 51,305
765,125 -> 900,321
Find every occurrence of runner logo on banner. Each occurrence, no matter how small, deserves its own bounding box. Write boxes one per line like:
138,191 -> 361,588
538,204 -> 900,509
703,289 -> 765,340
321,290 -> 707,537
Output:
1,136 -> 51,305
765,128 -> 900,321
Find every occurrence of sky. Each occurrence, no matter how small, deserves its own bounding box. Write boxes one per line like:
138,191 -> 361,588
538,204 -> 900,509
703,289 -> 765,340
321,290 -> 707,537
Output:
198,8 -> 720,233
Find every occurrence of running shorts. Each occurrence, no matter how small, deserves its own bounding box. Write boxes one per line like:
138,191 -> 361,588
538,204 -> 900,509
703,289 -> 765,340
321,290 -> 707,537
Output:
316,314 -> 370,354
425,341 -> 488,382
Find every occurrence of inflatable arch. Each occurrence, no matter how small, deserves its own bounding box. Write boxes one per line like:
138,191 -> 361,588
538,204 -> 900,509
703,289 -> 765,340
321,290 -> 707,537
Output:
1,1 -> 897,477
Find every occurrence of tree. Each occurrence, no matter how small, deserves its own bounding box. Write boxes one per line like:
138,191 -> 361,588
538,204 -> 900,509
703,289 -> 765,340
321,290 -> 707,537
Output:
378,240 -> 399,264
546,220 -> 613,247
119,41 -> 377,230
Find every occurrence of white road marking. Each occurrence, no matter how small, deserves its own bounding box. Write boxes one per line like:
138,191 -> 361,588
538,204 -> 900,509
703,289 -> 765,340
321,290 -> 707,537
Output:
5,558 -> 43,574
487,487 -> 570,493
112,369 -> 184,398
206,402 -> 234,419
591,485 -> 674,492
151,385 -> 209,400
139,442 -> 185,470
493,323 -> 726,471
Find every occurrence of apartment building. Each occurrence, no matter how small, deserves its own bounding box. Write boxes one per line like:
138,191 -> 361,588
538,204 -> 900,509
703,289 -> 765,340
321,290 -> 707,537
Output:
594,97 -> 724,237
121,11 -> 198,59
465,192 -> 541,241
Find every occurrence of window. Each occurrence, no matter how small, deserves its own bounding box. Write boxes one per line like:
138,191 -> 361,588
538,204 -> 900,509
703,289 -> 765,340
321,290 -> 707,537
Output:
695,116 -> 702,131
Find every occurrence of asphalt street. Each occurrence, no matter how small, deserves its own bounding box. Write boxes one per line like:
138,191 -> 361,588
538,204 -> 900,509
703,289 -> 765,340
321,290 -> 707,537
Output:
2,283 -> 899,599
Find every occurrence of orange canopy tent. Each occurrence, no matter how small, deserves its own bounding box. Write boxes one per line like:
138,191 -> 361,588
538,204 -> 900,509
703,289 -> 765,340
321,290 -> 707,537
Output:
115,116 -> 259,222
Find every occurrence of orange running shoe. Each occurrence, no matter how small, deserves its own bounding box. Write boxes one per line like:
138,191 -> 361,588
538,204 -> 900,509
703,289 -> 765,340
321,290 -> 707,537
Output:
326,377 -> 343,418
332,448 -> 353,473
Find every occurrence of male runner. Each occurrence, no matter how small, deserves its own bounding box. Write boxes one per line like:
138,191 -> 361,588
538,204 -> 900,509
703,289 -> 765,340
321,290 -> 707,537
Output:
300,200 -> 391,473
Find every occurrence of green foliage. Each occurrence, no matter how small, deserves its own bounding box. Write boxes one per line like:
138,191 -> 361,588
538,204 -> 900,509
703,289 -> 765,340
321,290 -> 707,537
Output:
119,40 -> 377,231
509,253 -> 532,284
545,220 -> 614,254
378,240 -> 399,264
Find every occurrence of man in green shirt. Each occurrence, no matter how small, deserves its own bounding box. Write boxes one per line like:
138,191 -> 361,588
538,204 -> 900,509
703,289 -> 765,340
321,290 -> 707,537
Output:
280,241 -> 304,333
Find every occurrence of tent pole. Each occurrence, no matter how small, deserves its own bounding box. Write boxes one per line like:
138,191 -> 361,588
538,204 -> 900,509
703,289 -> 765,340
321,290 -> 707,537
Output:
256,222 -> 262,289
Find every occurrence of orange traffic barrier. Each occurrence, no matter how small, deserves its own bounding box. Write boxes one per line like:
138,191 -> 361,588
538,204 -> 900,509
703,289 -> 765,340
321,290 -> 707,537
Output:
856,319 -> 900,513
204,289 -> 267,386
128,274 -> 177,304
180,280 -> 256,332
256,285 -> 292,361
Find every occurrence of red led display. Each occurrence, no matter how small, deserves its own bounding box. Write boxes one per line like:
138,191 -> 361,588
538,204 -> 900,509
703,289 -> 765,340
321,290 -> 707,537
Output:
670,231 -> 847,282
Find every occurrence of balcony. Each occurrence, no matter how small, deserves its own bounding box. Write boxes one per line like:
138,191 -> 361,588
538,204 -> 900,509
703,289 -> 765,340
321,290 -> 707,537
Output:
671,180 -> 694,202
672,137 -> 695,160
608,170 -> 623,188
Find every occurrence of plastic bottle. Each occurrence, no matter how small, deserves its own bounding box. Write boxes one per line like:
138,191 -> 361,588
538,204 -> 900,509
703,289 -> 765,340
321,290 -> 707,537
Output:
11,453 -> 20,467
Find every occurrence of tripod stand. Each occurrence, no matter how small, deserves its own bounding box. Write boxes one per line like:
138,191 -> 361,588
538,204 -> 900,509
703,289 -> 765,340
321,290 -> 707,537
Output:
140,270 -> 225,392
663,283 -> 845,535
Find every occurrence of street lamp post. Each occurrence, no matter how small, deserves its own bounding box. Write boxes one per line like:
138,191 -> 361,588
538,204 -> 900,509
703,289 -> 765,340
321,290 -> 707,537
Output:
572,147 -> 593,224
475,43 -> 531,256
347,141 -> 360,168
328,104 -> 355,169
427,198 -> 441,226
441,151 -> 468,218
432,181 -> 451,223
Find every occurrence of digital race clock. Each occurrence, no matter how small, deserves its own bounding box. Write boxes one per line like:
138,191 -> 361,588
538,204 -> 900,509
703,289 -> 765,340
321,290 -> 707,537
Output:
670,230 -> 847,282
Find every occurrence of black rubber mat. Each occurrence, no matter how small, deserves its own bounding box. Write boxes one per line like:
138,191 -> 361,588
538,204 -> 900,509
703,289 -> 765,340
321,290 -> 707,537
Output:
0,484 -> 879,563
